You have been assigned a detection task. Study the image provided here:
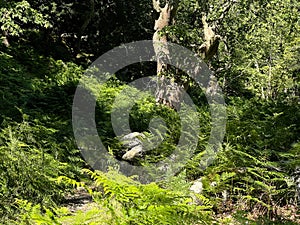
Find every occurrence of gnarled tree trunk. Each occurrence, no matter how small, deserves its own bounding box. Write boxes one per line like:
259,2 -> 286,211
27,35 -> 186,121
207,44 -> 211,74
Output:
152,1 -> 220,109
152,0 -> 180,109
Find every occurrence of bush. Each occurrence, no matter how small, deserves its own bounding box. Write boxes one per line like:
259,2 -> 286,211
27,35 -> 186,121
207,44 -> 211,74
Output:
0,117 -> 76,221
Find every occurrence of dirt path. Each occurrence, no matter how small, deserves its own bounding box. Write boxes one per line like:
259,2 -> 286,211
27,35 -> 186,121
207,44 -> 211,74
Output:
63,187 -> 96,213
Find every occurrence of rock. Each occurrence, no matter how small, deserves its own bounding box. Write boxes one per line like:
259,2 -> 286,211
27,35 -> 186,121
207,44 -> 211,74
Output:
122,145 -> 143,161
190,178 -> 203,194
121,132 -> 145,140
189,178 -> 203,205
120,132 -> 145,149
120,132 -> 145,161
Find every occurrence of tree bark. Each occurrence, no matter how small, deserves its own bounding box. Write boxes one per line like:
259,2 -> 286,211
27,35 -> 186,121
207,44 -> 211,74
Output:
2,31 -> 9,47
152,2 -> 220,109
1,11 -> 10,47
152,0 -> 180,109
199,14 -> 220,61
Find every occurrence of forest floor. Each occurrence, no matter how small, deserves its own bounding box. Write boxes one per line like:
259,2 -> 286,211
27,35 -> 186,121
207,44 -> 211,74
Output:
61,187 -> 300,224
63,187 -> 95,213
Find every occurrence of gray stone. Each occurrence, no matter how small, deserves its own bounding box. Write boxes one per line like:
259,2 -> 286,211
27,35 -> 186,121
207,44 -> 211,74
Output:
120,132 -> 145,149
122,145 -> 143,161
120,132 -> 145,161
190,178 -> 203,194
189,178 -> 203,205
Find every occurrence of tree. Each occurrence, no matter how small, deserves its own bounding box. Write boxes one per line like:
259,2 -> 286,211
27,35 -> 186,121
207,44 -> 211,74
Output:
152,0 -> 180,109
152,0 -> 235,109
215,0 -> 299,100
0,0 -> 51,47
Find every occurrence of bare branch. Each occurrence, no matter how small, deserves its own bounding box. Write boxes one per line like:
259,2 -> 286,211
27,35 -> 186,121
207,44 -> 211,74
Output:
153,0 -> 162,12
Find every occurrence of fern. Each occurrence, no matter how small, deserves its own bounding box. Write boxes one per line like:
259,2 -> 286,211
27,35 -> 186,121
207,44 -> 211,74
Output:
83,168 -> 212,225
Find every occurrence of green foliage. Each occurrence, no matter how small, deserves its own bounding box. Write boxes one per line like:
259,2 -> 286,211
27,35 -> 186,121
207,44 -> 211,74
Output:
87,69 -> 299,221
184,96 -> 299,218
218,0 -> 300,100
17,169 -> 212,225
0,117 -> 74,221
85,169 -> 211,224
194,143 -> 295,217
0,48 -> 83,119
16,198 -> 106,225
1,0 -> 299,224
0,44 -> 84,222
0,0 -> 51,37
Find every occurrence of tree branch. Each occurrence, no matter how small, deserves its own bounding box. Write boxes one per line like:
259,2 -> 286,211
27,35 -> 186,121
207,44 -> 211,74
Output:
153,0 -> 162,12
200,14 -> 221,60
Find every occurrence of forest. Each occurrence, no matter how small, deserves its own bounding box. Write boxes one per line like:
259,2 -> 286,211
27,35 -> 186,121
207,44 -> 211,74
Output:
0,0 -> 299,224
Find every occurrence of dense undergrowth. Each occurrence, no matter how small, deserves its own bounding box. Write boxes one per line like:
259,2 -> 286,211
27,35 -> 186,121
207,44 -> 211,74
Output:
0,46 -> 84,222
1,43 -> 299,224
1,0 -> 300,223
